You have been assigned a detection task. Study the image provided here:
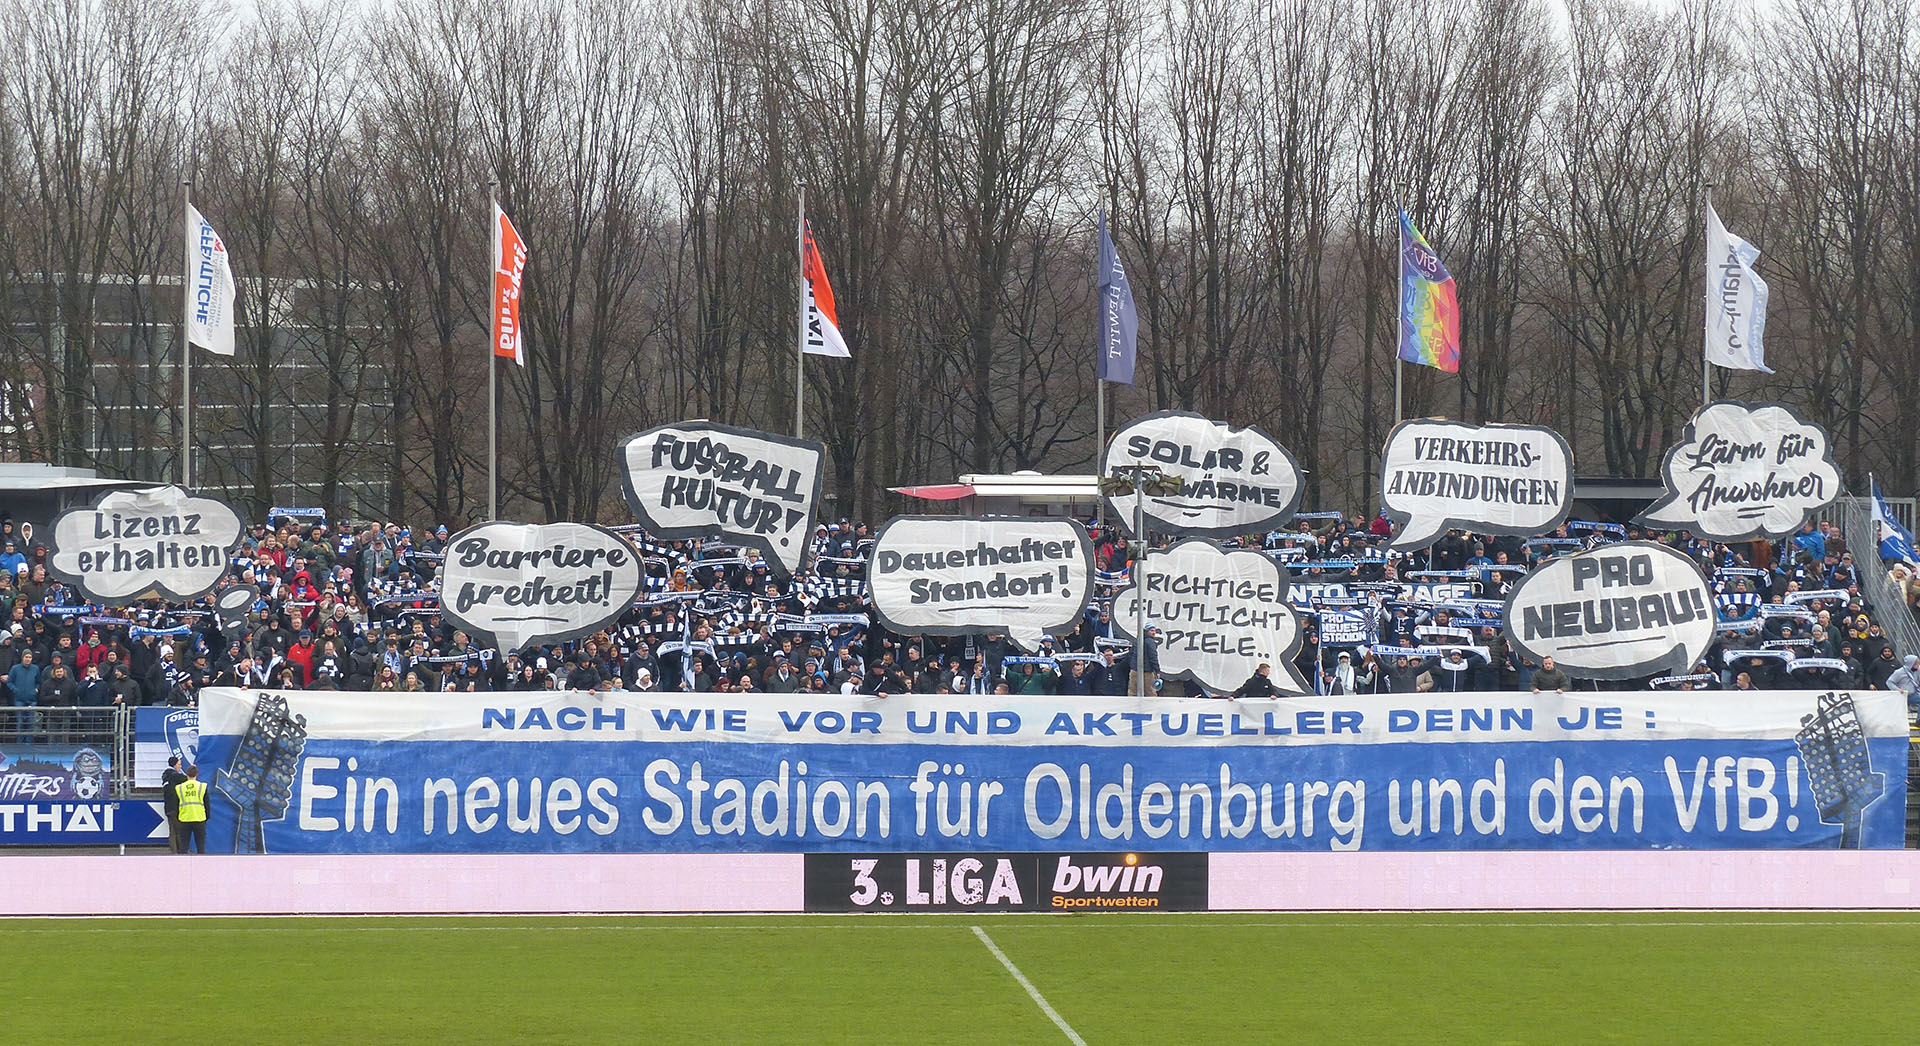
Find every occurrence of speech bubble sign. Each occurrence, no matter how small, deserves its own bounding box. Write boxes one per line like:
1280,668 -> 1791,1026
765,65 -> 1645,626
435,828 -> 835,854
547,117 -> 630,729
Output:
1111,539 -> 1309,693
1636,401 -> 1841,542
1102,411 -> 1302,536
439,522 -> 646,652
1379,419 -> 1573,550
47,485 -> 244,603
618,422 -> 826,577
1502,540 -> 1715,680
214,584 -> 259,632
868,516 -> 1093,652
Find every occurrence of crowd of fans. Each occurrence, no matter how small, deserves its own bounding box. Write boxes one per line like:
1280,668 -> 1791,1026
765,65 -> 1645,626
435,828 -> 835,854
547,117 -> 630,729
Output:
1271,514 -> 1918,701
0,504 -> 1917,716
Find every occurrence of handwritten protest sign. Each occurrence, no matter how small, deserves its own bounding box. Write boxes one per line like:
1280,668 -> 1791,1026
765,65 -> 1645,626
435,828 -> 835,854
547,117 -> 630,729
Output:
1380,420 -> 1573,550
1637,402 -> 1841,542
619,422 -> 825,576
1504,541 -> 1715,680
48,485 -> 243,603
1102,412 -> 1302,536
869,517 -> 1093,651
440,522 -> 645,651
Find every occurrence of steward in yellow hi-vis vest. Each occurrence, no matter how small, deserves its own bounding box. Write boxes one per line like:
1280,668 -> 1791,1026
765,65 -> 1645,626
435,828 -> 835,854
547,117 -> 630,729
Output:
175,766 -> 210,854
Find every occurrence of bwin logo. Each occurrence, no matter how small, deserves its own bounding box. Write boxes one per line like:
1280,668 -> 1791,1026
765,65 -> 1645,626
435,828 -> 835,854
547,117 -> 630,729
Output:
1051,854 -> 1162,894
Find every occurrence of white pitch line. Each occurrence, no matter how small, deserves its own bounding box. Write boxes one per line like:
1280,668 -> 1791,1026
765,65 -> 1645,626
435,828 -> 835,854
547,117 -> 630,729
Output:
971,924 -> 1088,1046
1207,919 -> 1920,928
6,916 -> 1920,931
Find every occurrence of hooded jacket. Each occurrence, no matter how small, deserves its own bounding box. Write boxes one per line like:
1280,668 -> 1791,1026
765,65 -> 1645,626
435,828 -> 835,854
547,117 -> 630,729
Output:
1887,656 -> 1920,700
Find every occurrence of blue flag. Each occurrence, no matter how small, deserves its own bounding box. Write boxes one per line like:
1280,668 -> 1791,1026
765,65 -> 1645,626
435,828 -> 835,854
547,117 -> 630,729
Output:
1096,211 -> 1137,385
1871,478 -> 1918,566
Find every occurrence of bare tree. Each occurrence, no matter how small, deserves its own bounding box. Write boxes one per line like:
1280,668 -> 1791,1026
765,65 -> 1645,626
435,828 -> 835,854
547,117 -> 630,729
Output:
657,0 -> 772,430
1752,0 -> 1910,487
196,6 -> 311,514
1344,0 -> 1473,502
361,0 -> 487,524
925,0 -> 1096,471
470,0 -> 667,520
1536,0 -> 1728,477
9,0 -> 1920,518
278,4 -> 387,518
8,0 -> 208,475
1865,0 -> 1920,485
1244,0 -> 1353,505
1452,0 -> 1554,426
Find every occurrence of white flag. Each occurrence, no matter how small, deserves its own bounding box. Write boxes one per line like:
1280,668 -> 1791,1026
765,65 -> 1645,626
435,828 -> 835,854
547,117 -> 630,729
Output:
1704,203 -> 1770,373
185,203 -> 236,356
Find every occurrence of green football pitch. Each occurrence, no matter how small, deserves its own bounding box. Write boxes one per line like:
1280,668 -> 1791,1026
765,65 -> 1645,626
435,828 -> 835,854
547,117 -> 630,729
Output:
15,912 -> 1917,1043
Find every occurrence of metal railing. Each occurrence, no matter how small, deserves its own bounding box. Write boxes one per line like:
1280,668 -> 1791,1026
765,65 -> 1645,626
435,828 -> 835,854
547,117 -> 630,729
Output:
1834,496 -> 1920,662
111,705 -> 134,797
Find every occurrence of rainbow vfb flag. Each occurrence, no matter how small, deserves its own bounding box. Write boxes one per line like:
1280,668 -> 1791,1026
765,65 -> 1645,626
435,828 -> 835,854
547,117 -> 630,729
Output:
1398,209 -> 1459,373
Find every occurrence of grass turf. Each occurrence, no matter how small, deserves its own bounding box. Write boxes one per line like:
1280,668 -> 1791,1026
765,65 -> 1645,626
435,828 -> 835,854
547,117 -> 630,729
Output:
12,911 -> 1917,1044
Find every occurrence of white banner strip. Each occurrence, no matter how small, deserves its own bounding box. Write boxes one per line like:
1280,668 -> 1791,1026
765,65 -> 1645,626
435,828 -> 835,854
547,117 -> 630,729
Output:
196,686 -> 1907,751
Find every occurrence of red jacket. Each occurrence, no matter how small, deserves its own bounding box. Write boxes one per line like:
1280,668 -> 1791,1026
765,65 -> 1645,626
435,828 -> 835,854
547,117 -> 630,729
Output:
75,641 -> 108,671
286,642 -> 317,686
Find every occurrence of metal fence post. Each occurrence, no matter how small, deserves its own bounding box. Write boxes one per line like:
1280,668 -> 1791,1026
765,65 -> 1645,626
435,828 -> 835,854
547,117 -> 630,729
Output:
112,704 -> 133,799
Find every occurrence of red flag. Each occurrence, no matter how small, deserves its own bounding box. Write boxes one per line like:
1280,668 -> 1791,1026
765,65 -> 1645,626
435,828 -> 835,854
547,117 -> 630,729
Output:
492,204 -> 528,366
801,225 -> 851,358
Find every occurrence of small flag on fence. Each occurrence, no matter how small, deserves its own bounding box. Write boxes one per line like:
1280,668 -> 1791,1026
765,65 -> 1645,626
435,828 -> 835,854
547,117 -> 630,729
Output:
1871,477 -> 1917,567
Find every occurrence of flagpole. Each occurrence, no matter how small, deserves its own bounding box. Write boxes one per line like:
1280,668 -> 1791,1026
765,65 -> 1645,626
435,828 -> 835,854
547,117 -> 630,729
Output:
1701,183 -> 1715,409
1095,209 -> 1107,528
1393,199 -> 1405,425
488,180 -> 500,521
1700,336 -> 1710,408
1095,381 -> 1106,525
1869,471 -> 1879,547
795,183 -> 807,440
180,179 -> 193,488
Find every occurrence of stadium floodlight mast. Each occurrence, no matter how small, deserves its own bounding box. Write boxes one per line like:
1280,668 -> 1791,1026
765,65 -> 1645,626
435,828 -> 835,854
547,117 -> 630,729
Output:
1099,465 -> 1183,699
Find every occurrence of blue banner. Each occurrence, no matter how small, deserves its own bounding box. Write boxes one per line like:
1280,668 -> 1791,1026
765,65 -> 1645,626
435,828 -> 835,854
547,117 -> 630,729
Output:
192,688 -> 1908,855
0,801 -> 168,845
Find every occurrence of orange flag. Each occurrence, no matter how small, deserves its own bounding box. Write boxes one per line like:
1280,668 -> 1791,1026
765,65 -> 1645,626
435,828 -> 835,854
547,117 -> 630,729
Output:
492,204 -> 528,366
802,225 -> 851,358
